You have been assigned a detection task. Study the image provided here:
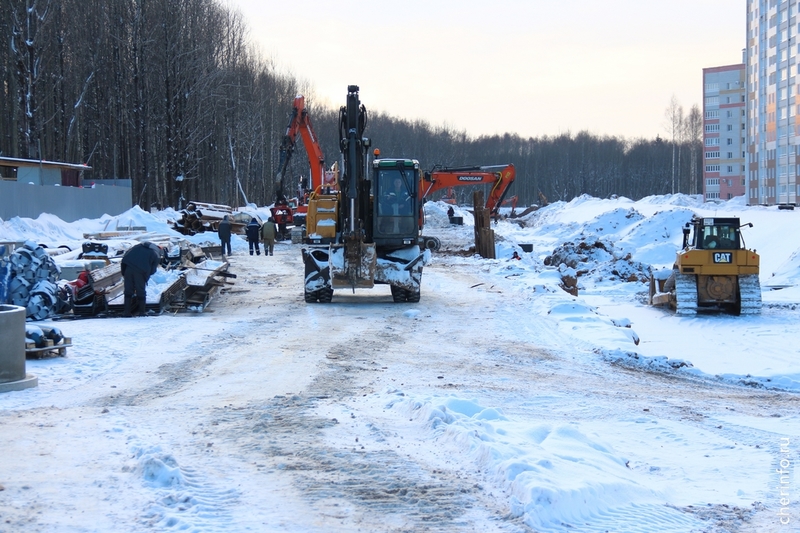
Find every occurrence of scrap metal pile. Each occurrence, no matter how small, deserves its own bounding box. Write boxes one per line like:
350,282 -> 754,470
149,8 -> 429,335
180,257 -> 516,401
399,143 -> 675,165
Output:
68,241 -> 234,316
0,241 -> 70,320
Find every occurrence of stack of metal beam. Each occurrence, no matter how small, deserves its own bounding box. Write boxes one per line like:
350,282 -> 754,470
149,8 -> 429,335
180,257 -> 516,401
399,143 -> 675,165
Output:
173,201 -> 234,236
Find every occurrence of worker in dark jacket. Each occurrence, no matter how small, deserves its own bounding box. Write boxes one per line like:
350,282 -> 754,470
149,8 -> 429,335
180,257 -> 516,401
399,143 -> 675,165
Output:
218,215 -> 232,257
260,217 -> 277,256
121,241 -> 162,317
245,218 -> 261,255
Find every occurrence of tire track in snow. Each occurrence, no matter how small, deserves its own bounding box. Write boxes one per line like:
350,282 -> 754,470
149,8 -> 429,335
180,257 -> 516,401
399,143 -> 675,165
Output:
209,333 -> 529,533
130,443 -> 241,532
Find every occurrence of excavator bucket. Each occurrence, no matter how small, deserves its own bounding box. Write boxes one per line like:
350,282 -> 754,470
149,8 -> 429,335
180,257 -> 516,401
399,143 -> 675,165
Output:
329,242 -> 376,290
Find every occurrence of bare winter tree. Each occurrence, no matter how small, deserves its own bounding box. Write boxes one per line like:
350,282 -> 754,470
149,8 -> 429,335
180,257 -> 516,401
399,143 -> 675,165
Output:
685,104 -> 703,195
9,0 -> 52,159
664,95 -> 684,195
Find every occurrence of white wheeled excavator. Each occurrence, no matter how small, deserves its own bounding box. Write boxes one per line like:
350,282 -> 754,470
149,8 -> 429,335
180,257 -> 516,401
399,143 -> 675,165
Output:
301,85 -> 430,303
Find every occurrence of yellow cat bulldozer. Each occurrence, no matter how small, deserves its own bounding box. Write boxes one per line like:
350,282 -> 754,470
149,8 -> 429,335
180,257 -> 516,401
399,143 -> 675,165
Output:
649,216 -> 761,316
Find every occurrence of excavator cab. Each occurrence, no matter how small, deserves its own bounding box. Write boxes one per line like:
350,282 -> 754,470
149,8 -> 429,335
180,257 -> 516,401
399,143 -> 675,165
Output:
372,158 -> 420,248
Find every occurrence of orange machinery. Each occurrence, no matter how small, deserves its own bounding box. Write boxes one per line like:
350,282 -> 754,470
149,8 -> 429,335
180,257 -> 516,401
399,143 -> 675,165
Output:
273,95 -> 334,227
419,164 -> 516,217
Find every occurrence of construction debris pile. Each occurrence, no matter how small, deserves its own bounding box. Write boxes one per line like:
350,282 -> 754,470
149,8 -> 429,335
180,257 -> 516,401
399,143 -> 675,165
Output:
65,240 -> 233,316
544,238 -> 650,295
0,229 -> 235,321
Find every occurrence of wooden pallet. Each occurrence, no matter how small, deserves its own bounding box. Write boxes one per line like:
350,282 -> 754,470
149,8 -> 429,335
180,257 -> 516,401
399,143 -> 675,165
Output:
26,337 -> 73,359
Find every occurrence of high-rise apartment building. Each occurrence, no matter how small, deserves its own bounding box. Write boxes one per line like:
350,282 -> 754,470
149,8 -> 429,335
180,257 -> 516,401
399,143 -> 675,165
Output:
746,0 -> 799,205
703,65 -> 747,200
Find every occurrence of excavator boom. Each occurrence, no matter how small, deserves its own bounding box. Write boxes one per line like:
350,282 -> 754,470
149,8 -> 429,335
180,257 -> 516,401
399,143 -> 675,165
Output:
275,95 -> 327,197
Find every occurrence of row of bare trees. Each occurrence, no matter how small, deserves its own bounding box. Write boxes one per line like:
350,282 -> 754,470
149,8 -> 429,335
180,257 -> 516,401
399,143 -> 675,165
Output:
0,0 -> 702,211
664,96 -> 703,196
286,107 -> 704,207
0,0 -> 308,210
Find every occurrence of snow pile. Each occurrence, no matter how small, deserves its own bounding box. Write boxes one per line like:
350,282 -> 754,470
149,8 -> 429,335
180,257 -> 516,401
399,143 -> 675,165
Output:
0,206 -> 238,253
547,301 -> 640,347
389,393 -> 711,532
429,194 -> 800,392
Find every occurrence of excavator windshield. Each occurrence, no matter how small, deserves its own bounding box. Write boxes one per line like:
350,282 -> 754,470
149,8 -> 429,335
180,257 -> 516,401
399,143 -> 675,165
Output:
373,162 -> 419,242
377,169 -> 415,217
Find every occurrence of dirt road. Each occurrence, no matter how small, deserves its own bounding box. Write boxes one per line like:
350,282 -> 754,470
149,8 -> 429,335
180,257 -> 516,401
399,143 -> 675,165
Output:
0,244 -> 795,532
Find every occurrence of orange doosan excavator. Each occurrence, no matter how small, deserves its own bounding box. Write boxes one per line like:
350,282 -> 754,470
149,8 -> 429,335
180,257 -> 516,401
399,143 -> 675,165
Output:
420,164 -> 516,218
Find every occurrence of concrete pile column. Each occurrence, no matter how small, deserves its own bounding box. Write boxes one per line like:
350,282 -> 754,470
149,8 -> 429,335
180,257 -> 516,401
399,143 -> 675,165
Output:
0,304 -> 38,393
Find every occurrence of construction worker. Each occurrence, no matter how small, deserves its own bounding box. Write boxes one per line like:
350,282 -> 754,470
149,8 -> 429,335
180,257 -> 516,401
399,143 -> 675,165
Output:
385,177 -> 412,215
218,215 -> 232,257
121,241 -> 162,317
261,216 -> 277,256
245,217 -> 261,255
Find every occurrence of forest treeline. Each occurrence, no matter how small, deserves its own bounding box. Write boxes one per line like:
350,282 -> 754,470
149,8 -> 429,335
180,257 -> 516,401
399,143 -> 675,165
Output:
1,0 -> 702,210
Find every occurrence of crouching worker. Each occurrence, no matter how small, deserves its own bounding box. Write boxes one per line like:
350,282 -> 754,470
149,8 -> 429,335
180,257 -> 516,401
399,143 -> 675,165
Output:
121,241 -> 162,317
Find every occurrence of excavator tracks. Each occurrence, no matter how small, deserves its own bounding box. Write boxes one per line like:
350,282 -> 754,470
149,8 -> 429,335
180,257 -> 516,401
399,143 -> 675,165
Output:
674,272 -> 698,316
738,274 -> 762,315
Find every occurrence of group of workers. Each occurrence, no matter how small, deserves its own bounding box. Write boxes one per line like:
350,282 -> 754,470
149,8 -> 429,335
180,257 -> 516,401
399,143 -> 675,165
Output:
217,215 -> 278,257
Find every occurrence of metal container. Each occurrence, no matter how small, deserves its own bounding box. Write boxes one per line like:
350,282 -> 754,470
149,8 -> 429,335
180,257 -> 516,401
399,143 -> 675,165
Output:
0,304 -> 26,383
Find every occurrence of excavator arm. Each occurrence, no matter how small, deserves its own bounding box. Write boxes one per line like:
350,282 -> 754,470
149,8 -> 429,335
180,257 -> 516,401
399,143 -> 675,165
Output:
421,164 -> 515,216
501,195 -> 518,216
275,95 -> 326,199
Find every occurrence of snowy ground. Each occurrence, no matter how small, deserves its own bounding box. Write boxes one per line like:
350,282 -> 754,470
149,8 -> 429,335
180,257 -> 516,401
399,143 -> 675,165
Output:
0,195 -> 797,532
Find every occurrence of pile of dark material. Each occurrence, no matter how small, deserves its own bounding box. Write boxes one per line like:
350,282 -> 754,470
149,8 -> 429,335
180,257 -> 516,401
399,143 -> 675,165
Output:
0,241 -> 70,320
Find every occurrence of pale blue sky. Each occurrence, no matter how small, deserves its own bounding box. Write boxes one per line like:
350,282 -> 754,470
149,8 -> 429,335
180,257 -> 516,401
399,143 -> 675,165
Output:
228,0 -> 745,140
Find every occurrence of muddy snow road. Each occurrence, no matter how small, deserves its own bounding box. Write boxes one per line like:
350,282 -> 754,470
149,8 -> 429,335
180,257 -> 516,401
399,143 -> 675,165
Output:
0,246 -> 796,533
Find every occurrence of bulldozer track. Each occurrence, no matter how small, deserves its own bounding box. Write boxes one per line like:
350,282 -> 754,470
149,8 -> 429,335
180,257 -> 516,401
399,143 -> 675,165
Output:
674,272 -> 698,316
738,274 -> 762,315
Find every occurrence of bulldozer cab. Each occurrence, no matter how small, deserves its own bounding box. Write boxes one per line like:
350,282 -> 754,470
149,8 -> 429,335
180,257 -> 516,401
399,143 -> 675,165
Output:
691,218 -> 741,250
